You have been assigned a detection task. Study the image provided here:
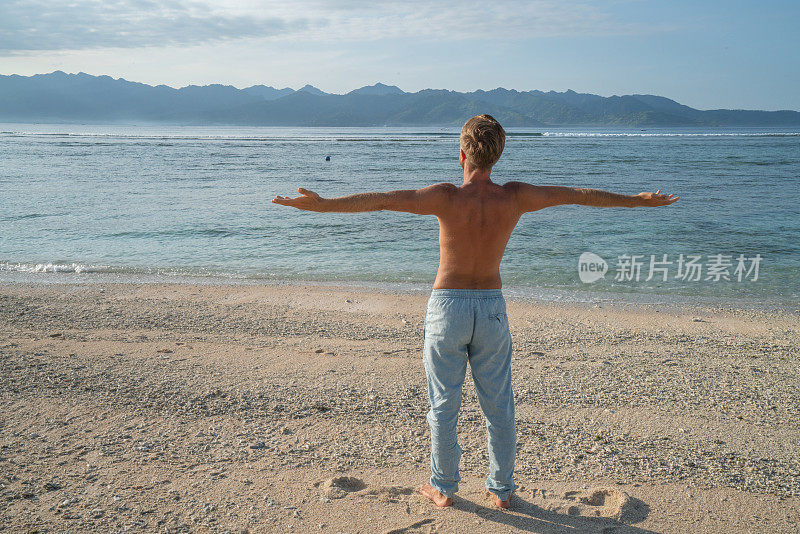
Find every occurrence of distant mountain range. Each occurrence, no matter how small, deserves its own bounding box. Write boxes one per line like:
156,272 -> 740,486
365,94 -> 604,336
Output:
1,71 -> 798,127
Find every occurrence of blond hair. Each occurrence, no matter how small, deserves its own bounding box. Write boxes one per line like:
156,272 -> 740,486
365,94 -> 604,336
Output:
460,114 -> 505,170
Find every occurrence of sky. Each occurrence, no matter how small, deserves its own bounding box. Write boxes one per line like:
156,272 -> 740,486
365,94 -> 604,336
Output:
1,0 -> 799,110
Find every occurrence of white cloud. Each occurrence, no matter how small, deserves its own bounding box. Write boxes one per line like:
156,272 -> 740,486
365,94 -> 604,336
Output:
282,1 -> 641,41
0,0 -> 655,54
0,0 -> 317,52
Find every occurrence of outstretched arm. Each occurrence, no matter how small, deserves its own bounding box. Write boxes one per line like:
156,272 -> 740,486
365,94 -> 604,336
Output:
507,182 -> 679,213
271,183 -> 454,215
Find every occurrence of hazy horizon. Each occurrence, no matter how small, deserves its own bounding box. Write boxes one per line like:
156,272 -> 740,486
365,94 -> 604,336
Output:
5,70 -> 800,114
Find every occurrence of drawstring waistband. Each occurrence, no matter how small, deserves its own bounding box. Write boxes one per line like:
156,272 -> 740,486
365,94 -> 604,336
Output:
429,288 -> 504,299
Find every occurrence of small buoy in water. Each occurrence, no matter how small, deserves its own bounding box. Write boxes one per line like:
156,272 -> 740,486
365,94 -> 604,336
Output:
325,155 -> 331,161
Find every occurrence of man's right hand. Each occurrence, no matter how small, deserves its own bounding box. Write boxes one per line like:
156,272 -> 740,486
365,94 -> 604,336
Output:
634,190 -> 680,207
271,188 -> 325,212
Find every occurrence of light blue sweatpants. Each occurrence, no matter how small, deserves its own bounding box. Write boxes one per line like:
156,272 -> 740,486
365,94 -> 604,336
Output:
422,288 -> 517,501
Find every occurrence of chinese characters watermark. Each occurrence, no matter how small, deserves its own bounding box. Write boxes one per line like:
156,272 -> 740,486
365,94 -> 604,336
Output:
578,252 -> 762,284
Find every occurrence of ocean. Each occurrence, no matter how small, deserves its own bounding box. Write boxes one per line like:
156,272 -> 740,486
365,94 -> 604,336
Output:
1,123 -> 798,306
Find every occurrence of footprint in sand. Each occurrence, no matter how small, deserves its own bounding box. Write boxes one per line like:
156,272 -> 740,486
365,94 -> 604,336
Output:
316,476 -> 367,499
316,477 -> 418,505
357,485 -> 416,503
529,486 -> 646,523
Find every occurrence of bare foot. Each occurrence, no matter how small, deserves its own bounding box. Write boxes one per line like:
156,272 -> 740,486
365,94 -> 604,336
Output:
486,490 -> 511,509
419,483 -> 453,507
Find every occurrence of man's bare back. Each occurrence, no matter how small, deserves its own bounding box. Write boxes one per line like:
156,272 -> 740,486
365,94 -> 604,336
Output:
428,180 -> 519,289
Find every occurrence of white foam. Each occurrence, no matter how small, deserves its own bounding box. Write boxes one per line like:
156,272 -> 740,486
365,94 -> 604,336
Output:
3,130 -> 798,141
0,262 -> 108,274
541,132 -> 800,138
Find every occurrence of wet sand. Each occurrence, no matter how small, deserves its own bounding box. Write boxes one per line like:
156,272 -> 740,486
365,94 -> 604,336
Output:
0,282 -> 798,533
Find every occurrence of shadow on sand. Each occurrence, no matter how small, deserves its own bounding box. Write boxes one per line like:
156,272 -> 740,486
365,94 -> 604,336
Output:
449,492 -> 654,534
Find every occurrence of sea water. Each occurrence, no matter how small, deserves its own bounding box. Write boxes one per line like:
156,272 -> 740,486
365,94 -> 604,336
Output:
1,124 -> 798,306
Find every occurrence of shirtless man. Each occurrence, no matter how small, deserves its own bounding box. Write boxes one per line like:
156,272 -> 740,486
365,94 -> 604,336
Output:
272,114 -> 679,509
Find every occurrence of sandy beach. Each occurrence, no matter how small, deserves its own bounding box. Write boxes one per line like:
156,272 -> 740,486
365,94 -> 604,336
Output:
0,282 -> 798,533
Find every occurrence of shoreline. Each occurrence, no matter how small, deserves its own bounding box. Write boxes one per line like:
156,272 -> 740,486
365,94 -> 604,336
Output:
2,273 -> 797,314
1,282 -> 798,532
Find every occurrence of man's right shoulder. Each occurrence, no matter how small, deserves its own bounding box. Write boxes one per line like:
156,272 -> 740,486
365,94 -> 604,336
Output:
408,182 -> 459,215
418,182 -> 458,198
425,182 -> 458,193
